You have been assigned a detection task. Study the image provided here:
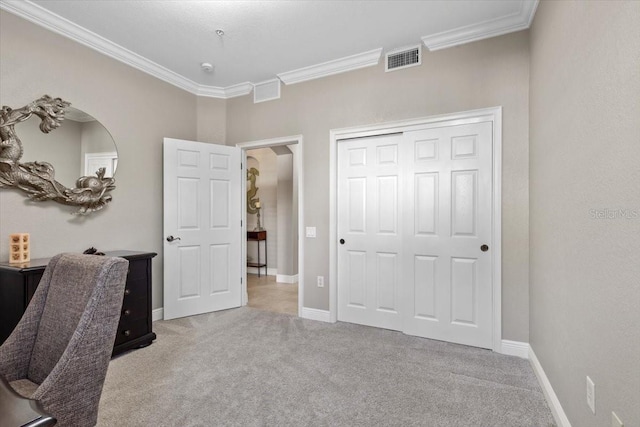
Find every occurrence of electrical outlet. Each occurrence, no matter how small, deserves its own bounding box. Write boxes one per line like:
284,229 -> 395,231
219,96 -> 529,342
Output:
306,227 -> 317,238
317,276 -> 324,287
612,411 -> 624,427
586,376 -> 595,414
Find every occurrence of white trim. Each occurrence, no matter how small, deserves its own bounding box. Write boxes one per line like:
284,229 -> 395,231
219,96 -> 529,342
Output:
300,307 -> 331,323
0,0 -> 251,99
237,135 -> 304,318
529,347 -> 572,427
500,340 -> 530,359
329,107 -> 503,348
152,308 -> 164,322
278,48 -> 382,85
421,0 -> 539,51
247,267 -> 277,276
222,82 -> 254,99
276,274 -> 299,284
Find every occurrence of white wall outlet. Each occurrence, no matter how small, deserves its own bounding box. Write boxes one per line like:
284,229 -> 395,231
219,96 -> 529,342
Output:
317,276 -> 324,287
612,411 -> 624,427
306,226 -> 316,238
586,376 -> 595,414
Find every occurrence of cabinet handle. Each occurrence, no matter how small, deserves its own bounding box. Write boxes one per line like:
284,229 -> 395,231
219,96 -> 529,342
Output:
124,309 -> 131,316
124,288 -> 131,296
123,330 -> 131,337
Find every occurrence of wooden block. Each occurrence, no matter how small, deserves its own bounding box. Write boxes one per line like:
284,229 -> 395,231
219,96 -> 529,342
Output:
9,233 -> 30,264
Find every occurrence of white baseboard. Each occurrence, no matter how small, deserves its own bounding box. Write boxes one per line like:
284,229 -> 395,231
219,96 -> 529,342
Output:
529,347 -> 572,427
500,339 -> 530,359
276,273 -> 298,283
300,307 -> 331,323
152,308 -> 164,322
247,267 -> 277,276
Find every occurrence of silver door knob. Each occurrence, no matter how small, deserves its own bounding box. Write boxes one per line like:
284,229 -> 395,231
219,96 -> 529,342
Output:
166,235 -> 181,242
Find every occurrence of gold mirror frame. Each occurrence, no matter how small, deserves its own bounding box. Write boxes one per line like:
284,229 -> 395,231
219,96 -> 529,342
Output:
0,95 -> 116,214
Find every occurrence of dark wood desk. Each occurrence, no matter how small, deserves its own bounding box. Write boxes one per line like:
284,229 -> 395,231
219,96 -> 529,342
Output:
0,375 -> 56,426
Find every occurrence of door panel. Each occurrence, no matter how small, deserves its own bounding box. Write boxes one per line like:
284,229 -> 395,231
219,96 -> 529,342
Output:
338,134 -> 403,331
403,122 -> 492,348
164,138 -> 241,320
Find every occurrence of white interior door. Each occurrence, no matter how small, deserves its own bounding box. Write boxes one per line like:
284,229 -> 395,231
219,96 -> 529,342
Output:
337,134 -> 403,331
402,122 -> 493,348
163,138 -> 241,320
336,122 -> 493,349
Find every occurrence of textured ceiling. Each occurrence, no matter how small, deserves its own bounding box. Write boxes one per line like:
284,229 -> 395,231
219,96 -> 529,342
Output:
22,0 -> 532,89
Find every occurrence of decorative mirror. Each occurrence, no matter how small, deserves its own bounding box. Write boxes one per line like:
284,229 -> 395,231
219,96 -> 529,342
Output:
0,95 -> 117,214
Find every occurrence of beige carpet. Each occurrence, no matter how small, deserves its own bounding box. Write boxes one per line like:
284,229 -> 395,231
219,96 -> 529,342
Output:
98,307 -> 553,426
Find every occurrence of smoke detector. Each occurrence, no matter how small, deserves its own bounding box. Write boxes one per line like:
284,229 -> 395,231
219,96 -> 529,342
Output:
201,62 -> 214,73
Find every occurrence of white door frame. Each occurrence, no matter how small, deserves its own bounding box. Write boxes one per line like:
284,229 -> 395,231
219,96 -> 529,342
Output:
329,107 -> 503,352
236,135 -> 304,316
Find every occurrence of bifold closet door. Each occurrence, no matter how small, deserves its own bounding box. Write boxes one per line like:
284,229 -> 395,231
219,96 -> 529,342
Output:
337,134 -> 403,331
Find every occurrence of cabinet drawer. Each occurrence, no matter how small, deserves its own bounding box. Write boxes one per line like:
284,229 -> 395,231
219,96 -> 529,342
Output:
120,297 -> 148,321
123,277 -> 147,300
127,259 -> 148,280
114,317 -> 148,345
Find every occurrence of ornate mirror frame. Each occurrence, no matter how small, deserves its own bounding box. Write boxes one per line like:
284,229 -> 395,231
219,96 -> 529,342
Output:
0,95 -> 116,214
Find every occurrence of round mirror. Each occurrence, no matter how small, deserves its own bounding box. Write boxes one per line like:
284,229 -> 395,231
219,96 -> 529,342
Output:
17,106 -> 117,188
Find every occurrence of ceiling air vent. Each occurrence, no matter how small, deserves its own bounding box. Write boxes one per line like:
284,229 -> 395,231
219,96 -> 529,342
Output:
253,79 -> 281,103
385,45 -> 421,72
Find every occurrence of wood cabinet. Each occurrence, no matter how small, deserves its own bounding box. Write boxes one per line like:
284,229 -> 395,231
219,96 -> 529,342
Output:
0,251 -> 157,356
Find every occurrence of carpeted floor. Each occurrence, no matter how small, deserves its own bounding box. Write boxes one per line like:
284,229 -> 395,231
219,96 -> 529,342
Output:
98,307 -> 554,427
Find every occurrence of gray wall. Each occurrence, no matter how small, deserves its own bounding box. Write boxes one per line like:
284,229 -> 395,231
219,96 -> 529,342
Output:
529,1 -> 640,426
0,11 -> 198,310
227,31 -> 531,342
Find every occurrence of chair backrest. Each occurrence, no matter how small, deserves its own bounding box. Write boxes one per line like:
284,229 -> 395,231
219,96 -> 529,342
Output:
27,254 -> 128,384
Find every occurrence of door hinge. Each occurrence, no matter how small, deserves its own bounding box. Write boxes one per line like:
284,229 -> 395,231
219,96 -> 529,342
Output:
241,277 -> 243,284
240,162 -> 243,170
241,220 -> 243,227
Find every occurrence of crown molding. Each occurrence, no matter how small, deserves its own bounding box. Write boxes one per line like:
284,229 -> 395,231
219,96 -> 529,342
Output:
0,0 -> 252,99
223,82 -> 254,98
278,48 -> 382,85
422,0 -> 539,51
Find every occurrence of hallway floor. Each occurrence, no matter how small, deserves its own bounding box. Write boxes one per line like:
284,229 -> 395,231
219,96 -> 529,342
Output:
247,274 -> 298,315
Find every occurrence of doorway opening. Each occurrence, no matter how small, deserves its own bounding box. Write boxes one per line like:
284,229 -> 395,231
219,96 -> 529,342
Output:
237,135 -> 304,317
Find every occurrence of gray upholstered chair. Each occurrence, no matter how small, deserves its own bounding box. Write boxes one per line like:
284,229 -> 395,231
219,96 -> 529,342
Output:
0,253 -> 129,426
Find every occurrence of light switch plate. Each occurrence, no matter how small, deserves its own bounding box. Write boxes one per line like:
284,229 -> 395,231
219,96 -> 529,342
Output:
306,227 -> 316,238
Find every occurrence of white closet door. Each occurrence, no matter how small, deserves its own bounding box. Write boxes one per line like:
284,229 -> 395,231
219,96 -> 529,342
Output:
402,122 -> 493,348
337,134 -> 403,331
336,122 -> 494,349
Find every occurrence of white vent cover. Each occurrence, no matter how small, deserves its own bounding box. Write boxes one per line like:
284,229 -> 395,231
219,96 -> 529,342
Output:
385,45 -> 421,72
253,79 -> 281,103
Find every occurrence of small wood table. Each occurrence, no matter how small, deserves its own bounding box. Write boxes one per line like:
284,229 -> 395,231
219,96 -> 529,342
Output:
0,375 -> 56,426
247,230 -> 267,277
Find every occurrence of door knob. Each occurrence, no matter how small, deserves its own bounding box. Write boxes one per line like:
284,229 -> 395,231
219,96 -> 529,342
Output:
340,239 -> 345,245
480,244 -> 489,252
166,235 -> 181,242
